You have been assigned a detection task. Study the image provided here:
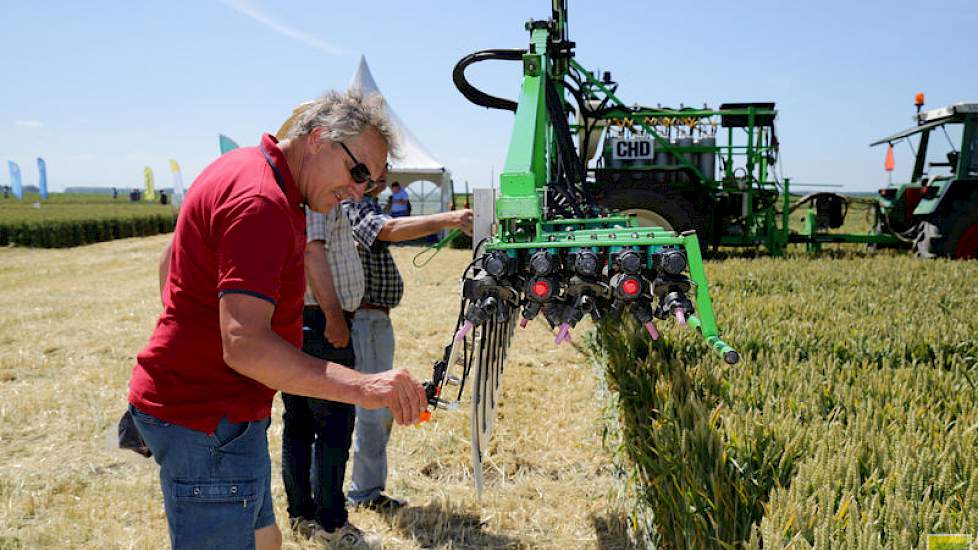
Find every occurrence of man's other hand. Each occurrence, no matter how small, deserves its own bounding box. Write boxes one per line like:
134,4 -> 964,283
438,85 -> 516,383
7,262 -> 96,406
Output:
451,209 -> 474,236
359,369 -> 427,425
324,312 -> 350,348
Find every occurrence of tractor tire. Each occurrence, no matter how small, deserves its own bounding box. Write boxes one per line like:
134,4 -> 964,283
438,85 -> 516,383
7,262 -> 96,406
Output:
913,189 -> 978,259
599,184 -> 711,251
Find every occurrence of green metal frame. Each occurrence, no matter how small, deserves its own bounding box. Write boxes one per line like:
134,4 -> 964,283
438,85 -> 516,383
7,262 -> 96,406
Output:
486,16 -> 735,362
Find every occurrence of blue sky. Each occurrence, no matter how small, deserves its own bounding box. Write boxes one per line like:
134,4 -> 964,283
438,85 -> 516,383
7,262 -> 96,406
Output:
2,0 -> 976,193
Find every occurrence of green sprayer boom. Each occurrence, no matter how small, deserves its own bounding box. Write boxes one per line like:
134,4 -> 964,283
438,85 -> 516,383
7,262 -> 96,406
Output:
423,0 -> 737,493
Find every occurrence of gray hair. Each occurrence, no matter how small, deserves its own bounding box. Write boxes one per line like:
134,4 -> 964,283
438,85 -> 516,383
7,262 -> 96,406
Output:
285,89 -> 400,158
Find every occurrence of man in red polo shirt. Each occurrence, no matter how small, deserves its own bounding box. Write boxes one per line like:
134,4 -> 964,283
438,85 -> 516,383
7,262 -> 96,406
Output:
127,90 -> 426,550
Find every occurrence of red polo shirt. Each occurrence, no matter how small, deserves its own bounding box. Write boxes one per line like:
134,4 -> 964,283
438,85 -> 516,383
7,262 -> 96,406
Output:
129,134 -> 306,433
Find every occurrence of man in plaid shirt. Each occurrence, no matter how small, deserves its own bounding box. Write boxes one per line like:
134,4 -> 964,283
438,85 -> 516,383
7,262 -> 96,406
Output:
281,204 -> 380,547
342,180 -> 472,511
275,102 -> 379,549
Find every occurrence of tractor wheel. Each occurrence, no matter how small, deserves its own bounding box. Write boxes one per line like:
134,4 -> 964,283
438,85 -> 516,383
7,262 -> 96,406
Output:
599,185 -> 711,250
914,190 -> 978,259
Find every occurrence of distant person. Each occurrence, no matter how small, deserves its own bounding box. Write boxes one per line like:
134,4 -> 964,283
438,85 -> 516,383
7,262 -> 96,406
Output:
2,185 -> 8,199
112,187 -> 118,199
386,181 -> 410,217
341,178 -> 472,514
159,190 -> 168,205
126,90 -> 426,550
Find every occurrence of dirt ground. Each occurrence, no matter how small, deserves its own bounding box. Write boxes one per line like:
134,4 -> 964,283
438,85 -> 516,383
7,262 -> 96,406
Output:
0,235 -> 634,549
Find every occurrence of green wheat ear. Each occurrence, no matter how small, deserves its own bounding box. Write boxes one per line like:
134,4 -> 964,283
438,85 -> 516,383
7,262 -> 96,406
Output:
927,534 -> 974,550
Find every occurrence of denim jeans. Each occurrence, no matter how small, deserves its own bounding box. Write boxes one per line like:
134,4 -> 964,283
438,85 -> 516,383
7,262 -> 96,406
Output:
347,308 -> 395,504
129,404 -> 274,550
281,307 -> 355,531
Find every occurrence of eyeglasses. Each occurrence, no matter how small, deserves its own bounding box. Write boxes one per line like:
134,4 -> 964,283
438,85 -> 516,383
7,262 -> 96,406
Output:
339,142 -> 379,194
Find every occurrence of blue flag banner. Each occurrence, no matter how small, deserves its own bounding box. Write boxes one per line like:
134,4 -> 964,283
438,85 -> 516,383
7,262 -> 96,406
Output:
219,134 -> 240,155
8,161 -> 23,200
37,158 -> 48,200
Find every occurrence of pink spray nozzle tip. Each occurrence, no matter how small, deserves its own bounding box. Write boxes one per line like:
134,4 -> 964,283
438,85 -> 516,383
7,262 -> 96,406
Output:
519,318 -> 529,328
455,321 -> 474,341
674,309 -> 687,326
644,321 -> 660,340
555,323 -> 570,344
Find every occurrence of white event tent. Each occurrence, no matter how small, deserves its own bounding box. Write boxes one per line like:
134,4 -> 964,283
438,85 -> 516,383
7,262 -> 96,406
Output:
347,55 -> 453,215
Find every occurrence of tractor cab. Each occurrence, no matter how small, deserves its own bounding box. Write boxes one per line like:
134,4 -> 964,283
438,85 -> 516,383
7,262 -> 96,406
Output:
872,98 -> 978,257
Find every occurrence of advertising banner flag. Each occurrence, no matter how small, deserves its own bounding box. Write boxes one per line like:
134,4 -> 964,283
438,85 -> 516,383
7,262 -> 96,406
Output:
168,159 -> 185,206
37,158 -> 48,200
143,166 -> 156,201
219,134 -> 240,155
8,161 -> 23,200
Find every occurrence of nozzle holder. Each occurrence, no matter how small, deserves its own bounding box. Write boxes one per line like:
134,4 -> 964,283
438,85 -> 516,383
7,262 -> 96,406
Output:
526,276 -> 558,302
652,274 -> 691,298
529,250 -> 558,275
521,300 -> 543,320
615,249 -> 643,274
629,301 -> 655,325
651,249 -> 687,275
484,251 -> 513,277
659,291 -> 694,320
464,295 -> 498,327
573,249 -> 600,277
611,273 -> 645,301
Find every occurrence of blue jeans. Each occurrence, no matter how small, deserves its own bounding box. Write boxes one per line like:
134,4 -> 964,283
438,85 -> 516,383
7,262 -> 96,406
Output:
129,404 -> 275,550
347,308 -> 395,504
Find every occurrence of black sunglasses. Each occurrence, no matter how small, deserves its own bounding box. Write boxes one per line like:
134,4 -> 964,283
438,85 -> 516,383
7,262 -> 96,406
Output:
339,142 -> 379,193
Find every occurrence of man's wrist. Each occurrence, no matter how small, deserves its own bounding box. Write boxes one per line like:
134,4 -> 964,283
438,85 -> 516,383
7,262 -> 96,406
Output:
444,211 -> 459,228
322,359 -> 365,403
322,306 -> 345,319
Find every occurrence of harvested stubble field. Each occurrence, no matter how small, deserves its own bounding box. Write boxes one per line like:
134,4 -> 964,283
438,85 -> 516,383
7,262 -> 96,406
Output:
1,235 -> 977,549
0,236 -> 630,549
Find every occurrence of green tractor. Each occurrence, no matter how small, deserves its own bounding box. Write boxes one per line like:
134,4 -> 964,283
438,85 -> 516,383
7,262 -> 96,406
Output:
873,98 -> 978,259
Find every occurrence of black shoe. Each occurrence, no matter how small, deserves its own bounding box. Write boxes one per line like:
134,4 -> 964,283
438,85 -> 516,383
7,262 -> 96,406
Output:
360,493 -> 407,513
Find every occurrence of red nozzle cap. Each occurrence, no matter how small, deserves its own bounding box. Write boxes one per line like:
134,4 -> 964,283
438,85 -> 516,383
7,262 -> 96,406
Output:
532,280 -> 551,298
622,278 -> 641,296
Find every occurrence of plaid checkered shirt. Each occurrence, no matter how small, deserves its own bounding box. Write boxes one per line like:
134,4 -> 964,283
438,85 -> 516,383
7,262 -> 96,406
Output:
304,206 -> 364,312
342,196 -> 404,309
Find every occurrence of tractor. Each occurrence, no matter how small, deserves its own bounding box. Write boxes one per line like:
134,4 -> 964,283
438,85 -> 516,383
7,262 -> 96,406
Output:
873,97 -> 978,259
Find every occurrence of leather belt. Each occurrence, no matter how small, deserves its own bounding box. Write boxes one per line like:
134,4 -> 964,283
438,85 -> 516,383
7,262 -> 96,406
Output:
357,302 -> 390,316
304,305 -> 355,321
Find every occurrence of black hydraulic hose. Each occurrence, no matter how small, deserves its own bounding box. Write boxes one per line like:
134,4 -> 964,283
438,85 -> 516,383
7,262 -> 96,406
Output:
545,77 -> 598,213
453,49 -> 527,112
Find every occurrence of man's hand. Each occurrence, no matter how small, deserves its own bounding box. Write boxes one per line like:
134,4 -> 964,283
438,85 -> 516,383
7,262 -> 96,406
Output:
450,209 -> 474,236
324,311 -> 350,348
357,368 -> 427,425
